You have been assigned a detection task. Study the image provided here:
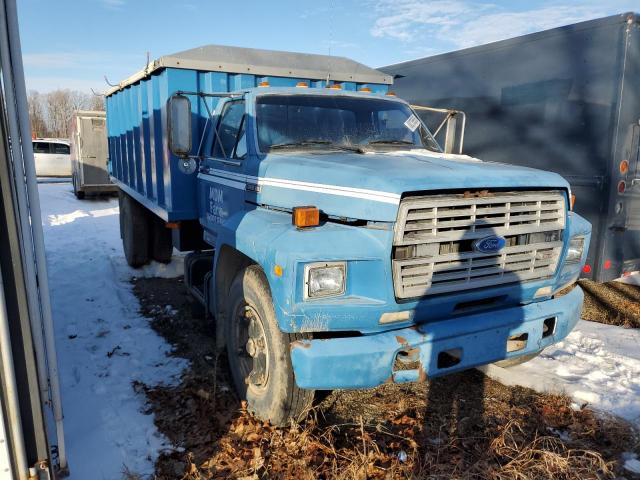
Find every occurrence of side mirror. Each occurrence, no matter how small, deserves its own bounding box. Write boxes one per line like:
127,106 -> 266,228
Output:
168,95 -> 192,157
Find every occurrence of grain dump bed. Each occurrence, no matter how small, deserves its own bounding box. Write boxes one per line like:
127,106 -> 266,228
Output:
105,45 -> 392,221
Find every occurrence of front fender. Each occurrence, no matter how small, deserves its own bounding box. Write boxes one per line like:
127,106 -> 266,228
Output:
212,206 -> 395,333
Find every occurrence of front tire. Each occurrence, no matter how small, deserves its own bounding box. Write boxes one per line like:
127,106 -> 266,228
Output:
226,265 -> 314,426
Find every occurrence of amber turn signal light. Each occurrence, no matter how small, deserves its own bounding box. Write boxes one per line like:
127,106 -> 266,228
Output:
292,206 -> 320,228
570,193 -> 576,210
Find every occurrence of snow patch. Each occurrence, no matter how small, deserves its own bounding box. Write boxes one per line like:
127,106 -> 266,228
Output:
624,456 -> 640,474
39,184 -> 188,479
480,319 -> 640,427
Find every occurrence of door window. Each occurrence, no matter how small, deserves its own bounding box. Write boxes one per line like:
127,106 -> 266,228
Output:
212,101 -> 246,159
33,141 -> 51,154
53,143 -> 70,155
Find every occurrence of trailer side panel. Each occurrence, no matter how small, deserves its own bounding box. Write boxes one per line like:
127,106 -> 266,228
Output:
384,13 -> 639,281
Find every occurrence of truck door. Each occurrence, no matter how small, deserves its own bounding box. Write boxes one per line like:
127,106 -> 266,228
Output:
32,140 -> 55,176
198,99 -> 248,240
50,142 -> 71,176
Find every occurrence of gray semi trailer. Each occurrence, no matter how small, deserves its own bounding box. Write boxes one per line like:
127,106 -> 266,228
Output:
383,12 -> 640,282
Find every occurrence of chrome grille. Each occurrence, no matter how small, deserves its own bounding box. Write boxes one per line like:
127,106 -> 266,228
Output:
393,191 -> 566,299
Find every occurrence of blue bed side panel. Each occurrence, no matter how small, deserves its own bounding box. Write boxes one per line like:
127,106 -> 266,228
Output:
106,67 -> 389,221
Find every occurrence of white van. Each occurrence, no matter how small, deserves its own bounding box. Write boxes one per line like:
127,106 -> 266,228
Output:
33,138 -> 72,177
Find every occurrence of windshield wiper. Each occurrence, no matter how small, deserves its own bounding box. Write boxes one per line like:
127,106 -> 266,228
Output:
270,140 -> 332,149
367,139 -> 416,146
269,140 -> 365,154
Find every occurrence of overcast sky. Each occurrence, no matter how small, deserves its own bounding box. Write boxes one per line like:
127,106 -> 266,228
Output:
18,0 -> 639,93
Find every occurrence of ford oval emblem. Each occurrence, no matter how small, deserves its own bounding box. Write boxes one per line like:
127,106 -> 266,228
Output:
473,235 -> 507,254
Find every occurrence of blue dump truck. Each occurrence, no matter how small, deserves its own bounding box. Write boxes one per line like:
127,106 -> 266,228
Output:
106,45 -> 592,425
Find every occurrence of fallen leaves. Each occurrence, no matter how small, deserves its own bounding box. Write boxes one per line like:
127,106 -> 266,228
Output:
132,277 -> 640,480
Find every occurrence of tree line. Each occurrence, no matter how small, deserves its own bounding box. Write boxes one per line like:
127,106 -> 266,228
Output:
28,89 -> 105,139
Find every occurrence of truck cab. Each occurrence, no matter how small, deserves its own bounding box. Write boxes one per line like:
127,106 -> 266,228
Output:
106,46 -> 591,426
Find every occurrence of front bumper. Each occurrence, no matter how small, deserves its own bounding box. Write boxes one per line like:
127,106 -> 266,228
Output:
290,285 -> 583,389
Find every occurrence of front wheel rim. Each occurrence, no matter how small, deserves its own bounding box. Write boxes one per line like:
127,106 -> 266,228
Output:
233,303 -> 270,395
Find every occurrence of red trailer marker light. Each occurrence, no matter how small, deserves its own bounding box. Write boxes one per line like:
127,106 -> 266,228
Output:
618,181 -> 626,193
582,264 -> 592,274
603,260 -> 612,270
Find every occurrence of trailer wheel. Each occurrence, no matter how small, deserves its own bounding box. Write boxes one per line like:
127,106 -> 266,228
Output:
72,173 -> 85,199
226,265 -> 314,426
149,215 -> 173,263
120,192 -> 150,267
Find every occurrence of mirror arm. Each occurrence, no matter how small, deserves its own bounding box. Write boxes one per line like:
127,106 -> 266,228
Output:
411,105 -> 467,154
230,114 -> 246,159
195,97 -> 215,157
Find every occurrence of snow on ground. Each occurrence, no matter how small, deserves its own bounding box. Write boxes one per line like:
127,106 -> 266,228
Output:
39,183 -> 188,480
618,272 -> 640,286
481,319 -> 640,427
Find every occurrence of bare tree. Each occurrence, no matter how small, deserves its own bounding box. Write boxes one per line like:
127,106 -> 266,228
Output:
88,94 -> 105,112
27,89 -> 106,139
27,90 -> 49,138
45,89 -> 74,137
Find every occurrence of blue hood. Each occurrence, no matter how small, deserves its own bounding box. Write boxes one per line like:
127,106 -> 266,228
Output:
253,149 -> 570,222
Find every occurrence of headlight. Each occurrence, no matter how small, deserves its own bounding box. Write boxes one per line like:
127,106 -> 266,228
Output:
305,262 -> 346,299
565,236 -> 585,263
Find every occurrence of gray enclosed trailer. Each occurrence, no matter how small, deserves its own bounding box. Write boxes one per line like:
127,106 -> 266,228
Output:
70,110 -> 117,199
383,12 -> 640,282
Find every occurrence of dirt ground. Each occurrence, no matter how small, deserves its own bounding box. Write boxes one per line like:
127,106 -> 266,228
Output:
578,279 -> 640,329
132,277 -> 639,480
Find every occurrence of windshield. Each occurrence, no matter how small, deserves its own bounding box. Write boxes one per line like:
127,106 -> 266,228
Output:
256,94 -> 440,153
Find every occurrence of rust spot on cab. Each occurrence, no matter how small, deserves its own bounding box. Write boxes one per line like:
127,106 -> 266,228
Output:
417,365 -> 428,383
395,335 -> 409,346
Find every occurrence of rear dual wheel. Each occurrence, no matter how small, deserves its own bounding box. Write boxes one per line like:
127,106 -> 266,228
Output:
119,191 -> 173,267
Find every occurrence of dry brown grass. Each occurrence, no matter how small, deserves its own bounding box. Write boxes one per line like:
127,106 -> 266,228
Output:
579,280 -> 640,328
133,277 -> 640,480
